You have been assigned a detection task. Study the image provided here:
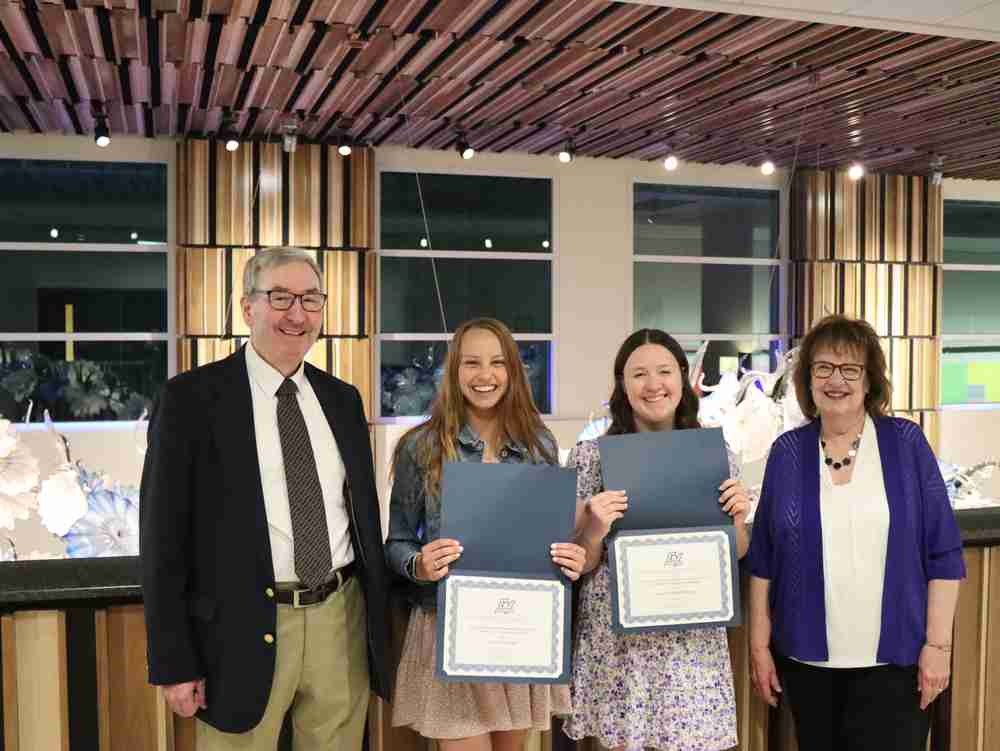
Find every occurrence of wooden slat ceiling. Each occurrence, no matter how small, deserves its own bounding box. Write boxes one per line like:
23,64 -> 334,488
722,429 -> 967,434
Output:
1,0 -> 999,179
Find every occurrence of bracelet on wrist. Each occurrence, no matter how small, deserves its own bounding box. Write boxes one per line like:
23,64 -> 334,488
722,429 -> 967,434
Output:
925,641 -> 952,652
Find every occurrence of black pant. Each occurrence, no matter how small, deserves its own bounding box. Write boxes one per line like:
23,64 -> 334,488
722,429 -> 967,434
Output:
777,656 -> 931,751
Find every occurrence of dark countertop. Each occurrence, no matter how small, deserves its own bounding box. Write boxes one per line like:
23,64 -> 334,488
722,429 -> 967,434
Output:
1,506 -> 999,608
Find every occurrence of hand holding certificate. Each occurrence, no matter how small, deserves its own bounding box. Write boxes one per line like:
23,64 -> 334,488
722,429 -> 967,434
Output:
598,428 -> 742,633
435,462 -> 576,683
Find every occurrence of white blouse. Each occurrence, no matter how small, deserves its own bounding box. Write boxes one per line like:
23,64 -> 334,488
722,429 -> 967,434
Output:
802,413 -> 890,668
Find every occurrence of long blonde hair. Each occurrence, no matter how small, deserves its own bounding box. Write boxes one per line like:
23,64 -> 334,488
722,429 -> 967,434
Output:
391,318 -> 555,501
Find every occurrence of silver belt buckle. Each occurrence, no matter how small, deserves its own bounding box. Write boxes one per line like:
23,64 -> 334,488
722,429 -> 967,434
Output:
292,569 -> 343,608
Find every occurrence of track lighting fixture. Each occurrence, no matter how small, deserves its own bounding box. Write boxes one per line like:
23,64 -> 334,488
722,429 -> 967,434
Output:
557,140 -> 575,163
338,143 -> 352,156
663,155 -> 679,171
760,160 -> 775,176
457,137 -> 475,160
847,163 -> 864,181
94,118 -> 110,148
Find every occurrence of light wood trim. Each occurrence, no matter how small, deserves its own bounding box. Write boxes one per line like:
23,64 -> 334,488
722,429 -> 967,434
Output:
179,141 -> 210,246
258,143 -> 284,246
350,148 -> 375,249
327,149 -> 345,247
95,609 -> 111,751
289,144 -> 322,247
107,604 -> 163,751
231,248 -> 254,338
216,142 -> 254,247
12,610 -> 69,751
985,548 -> 1000,750
2,614 -> 18,751
952,548 -> 986,751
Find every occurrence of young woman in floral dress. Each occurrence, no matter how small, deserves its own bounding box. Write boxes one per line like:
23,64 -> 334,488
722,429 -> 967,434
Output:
563,328 -> 752,751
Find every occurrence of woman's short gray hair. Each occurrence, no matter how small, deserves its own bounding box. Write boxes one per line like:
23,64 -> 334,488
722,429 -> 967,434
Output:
242,247 -> 323,297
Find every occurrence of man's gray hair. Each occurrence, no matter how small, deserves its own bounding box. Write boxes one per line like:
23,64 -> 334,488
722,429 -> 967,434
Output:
242,247 -> 323,298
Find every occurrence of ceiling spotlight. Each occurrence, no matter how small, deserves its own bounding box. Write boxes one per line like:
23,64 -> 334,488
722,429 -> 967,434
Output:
281,121 -> 298,153
930,155 -> 945,186
94,120 -> 110,148
457,137 -> 475,160
663,155 -> 679,171
557,140 -> 575,163
49,228 -> 59,239
338,143 -> 352,157
847,163 -> 864,181
761,160 -> 776,176
225,138 -> 240,152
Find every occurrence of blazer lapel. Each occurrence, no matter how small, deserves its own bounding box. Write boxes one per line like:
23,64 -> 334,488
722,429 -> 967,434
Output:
212,347 -> 274,576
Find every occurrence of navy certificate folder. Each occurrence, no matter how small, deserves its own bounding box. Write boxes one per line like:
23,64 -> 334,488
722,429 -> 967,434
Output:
440,462 -> 577,577
597,427 -> 731,531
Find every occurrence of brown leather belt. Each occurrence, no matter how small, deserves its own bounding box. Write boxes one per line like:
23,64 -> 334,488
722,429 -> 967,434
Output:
276,561 -> 357,607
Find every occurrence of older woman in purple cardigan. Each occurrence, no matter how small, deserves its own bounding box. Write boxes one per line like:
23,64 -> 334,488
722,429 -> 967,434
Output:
748,315 -> 965,751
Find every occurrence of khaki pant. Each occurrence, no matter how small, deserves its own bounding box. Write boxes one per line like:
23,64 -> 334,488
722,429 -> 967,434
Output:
197,575 -> 370,750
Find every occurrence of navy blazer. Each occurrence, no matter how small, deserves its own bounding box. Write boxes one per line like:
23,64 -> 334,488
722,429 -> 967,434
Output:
748,416 -> 965,666
140,347 -> 391,733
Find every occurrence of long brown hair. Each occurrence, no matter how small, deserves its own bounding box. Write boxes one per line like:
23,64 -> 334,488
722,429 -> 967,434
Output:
391,318 -> 555,501
606,329 -> 701,435
793,314 -> 891,419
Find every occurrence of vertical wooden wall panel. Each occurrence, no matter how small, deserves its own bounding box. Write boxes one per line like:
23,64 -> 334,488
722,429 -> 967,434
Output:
289,145 -> 322,247
176,142 -> 376,419
985,549 -> 1000,750
10,611 -> 69,751
178,141 -> 210,246
216,144 -> 254,247
791,169 -> 943,442
258,143 -> 284,247
2,615 -> 19,750
231,248 -> 254,337
327,152 -> 345,247
951,549 -> 987,751
95,610 -> 112,751
350,148 -> 374,248
105,604 -> 166,751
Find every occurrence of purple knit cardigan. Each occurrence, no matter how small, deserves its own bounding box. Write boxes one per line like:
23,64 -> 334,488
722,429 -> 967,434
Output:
748,416 -> 965,666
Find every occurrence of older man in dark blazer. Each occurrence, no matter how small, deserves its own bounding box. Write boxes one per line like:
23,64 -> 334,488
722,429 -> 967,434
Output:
141,246 -> 390,749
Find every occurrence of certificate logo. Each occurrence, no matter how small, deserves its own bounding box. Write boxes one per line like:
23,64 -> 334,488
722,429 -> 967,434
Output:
495,597 -> 517,614
663,551 -> 685,568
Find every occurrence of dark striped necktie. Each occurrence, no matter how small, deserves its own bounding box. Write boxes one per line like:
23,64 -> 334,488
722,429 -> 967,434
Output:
275,378 -> 332,589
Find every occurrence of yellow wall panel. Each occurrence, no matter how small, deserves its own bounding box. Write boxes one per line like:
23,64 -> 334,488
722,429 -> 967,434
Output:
258,143 -> 284,247
216,143 -> 254,246
289,145 -> 323,247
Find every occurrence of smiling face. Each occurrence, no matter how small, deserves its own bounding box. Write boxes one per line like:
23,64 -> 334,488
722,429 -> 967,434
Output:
810,347 -> 869,423
241,261 -> 323,376
623,343 -> 685,432
457,327 -> 509,418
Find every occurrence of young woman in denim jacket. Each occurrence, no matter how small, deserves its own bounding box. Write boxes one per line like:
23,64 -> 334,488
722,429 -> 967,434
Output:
385,317 -> 586,751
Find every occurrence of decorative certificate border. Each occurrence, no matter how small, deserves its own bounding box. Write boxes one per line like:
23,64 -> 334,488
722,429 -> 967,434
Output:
608,526 -> 741,633
436,572 -> 570,683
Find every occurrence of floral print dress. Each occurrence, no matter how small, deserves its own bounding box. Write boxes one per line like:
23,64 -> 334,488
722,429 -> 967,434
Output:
562,439 -> 739,751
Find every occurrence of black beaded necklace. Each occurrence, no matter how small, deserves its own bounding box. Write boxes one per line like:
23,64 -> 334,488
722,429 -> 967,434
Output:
821,426 -> 863,470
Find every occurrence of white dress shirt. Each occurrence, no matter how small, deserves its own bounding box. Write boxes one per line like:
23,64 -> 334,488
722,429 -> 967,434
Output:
803,413 -> 890,668
245,342 -> 354,584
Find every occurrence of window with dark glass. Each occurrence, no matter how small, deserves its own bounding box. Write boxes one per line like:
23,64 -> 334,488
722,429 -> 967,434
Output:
378,172 -> 554,417
0,160 -> 167,244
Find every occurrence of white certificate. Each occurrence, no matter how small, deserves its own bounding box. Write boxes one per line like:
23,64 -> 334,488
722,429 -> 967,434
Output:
436,573 -> 568,683
609,528 -> 738,632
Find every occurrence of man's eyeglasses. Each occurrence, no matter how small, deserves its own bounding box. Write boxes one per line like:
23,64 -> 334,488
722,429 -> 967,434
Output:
254,289 -> 328,312
811,361 -> 864,381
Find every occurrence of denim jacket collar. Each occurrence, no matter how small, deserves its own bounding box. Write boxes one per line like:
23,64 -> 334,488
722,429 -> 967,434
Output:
456,423 -> 528,456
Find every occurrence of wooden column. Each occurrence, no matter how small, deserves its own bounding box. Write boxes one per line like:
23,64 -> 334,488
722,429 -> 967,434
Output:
790,169 -> 944,449
174,140 -> 376,417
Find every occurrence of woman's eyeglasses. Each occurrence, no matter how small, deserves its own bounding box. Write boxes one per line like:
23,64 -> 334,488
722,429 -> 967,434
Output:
811,362 -> 864,381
